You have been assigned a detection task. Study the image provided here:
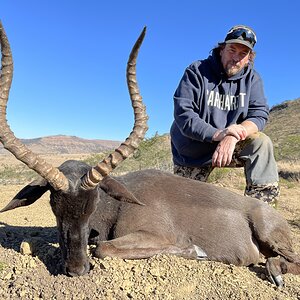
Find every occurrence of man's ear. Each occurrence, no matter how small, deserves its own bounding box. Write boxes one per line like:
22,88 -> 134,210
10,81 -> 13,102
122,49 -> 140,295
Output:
0,177 -> 50,213
99,176 -> 145,205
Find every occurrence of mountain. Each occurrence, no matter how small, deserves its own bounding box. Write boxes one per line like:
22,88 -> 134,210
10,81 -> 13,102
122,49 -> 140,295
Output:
264,98 -> 300,161
0,99 -> 299,161
0,135 -> 121,155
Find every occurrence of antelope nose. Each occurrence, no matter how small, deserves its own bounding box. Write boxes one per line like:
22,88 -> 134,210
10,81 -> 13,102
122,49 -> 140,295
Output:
66,264 -> 90,277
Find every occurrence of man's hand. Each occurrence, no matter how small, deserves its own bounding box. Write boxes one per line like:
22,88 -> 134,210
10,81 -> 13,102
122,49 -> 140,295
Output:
212,124 -> 247,142
211,121 -> 259,167
212,135 -> 239,167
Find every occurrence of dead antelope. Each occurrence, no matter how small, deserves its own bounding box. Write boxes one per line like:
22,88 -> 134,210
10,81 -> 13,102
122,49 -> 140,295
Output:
0,21 -> 299,288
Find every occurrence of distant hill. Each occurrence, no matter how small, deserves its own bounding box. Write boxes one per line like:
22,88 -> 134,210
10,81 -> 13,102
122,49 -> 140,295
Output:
1,99 -> 299,162
0,135 -> 121,155
264,98 -> 300,161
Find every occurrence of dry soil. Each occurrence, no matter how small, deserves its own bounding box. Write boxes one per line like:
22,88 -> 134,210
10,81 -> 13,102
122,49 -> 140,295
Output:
0,164 -> 299,299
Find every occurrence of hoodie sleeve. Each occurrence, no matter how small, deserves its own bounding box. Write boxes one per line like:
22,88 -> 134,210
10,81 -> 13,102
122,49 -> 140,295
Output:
245,72 -> 269,131
173,65 -> 218,142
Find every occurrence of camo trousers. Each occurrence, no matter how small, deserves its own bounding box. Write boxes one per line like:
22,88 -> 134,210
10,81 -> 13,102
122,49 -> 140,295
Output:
174,133 -> 280,208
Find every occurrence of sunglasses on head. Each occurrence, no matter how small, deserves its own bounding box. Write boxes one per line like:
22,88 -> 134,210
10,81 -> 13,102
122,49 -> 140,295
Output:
225,28 -> 257,47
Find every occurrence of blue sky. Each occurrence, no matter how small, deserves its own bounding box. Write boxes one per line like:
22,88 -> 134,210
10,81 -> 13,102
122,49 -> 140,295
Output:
1,0 -> 300,141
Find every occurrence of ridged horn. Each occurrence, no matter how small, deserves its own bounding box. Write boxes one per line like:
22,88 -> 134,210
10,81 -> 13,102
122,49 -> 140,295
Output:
81,27 -> 148,190
0,21 -> 69,192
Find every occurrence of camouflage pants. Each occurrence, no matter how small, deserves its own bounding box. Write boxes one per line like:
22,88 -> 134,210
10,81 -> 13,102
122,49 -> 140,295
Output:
174,133 -> 280,208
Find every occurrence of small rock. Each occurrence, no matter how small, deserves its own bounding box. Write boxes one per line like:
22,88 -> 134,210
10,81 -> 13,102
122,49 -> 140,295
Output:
28,259 -> 37,268
20,241 -> 33,256
3,271 -> 14,280
100,261 -> 110,270
120,279 -> 133,290
150,267 -> 160,277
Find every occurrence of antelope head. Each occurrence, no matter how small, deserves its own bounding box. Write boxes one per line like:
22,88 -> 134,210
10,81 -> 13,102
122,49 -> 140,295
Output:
0,21 -> 148,276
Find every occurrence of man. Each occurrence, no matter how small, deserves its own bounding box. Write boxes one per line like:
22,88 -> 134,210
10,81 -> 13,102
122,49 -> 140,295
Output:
170,25 -> 279,208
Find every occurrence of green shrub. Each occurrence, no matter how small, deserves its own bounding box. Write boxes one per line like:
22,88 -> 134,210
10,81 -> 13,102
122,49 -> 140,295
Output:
84,133 -> 173,175
274,135 -> 300,161
0,164 -> 37,184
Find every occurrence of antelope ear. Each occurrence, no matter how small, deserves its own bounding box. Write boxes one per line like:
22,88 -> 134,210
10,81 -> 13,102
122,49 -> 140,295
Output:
0,178 -> 50,213
99,176 -> 145,206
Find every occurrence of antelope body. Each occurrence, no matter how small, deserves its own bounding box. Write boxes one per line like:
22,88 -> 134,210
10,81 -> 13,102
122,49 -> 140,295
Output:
0,22 -> 299,288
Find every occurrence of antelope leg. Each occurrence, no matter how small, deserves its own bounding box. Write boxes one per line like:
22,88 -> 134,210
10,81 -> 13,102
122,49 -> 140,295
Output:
94,231 -> 207,260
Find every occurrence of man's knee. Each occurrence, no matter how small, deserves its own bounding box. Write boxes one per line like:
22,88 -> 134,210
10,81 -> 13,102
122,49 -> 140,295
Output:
246,132 -> 273,151
235,132 -> 275,159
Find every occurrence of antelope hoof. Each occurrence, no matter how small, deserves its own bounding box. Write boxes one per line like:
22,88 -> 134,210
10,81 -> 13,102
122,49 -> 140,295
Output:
267,273 -> 284,289
193,245 -> 207,260
266,258 -> 284,288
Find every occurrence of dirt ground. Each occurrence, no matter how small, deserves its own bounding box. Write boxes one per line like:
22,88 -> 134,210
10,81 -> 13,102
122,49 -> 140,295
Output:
0,161 -> 299,299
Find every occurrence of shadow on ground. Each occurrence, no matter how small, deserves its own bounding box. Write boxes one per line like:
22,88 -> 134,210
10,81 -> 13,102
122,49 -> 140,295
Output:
0,222 -> 64,275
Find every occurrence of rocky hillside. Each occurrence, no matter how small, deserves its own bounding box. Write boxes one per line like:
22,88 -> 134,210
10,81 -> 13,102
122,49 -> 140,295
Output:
0,135 -> 121,155
264,98 -> 300,161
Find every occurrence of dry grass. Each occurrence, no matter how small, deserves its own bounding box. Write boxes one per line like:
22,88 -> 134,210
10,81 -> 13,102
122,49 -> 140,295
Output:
278,160 -> 300,172
277,161 -> 300,182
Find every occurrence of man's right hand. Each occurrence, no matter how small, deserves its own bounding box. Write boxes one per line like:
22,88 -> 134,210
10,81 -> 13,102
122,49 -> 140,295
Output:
212,124 -> 247,142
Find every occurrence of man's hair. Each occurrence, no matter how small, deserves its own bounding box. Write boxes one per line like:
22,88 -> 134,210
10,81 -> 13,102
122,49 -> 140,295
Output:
213,42 -> 256,63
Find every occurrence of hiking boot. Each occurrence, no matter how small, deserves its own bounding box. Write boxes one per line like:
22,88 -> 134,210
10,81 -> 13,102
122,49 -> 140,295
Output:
244,182 -> 280,209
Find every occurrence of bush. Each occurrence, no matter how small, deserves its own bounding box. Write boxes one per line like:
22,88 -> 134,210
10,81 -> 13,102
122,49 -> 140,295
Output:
84,133 -> 173,175
0,164 -> 37,185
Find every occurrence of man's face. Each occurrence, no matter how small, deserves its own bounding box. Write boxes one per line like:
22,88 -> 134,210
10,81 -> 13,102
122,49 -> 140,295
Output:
220,43 -> 251,77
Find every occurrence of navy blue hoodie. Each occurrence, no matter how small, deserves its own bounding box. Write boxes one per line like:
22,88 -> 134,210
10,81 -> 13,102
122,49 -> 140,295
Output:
170,48 -> 269,167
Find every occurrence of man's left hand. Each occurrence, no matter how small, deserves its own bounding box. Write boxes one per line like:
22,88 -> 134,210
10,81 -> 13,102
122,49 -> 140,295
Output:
212,135 -> 239,167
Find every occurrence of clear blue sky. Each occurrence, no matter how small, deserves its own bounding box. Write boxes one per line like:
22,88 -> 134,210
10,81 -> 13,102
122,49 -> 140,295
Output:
1,0 -> 300,141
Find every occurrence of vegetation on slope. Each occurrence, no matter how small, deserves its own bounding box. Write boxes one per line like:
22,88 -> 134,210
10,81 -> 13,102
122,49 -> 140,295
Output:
84,133 -> 173,175
264,98 -> 300,161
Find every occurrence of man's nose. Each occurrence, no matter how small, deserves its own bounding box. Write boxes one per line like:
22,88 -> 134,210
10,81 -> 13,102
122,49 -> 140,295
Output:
232,53 -> 240,62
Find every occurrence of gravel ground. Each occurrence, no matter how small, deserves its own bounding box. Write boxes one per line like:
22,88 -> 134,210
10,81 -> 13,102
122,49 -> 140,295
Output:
0,182 -> 300,300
